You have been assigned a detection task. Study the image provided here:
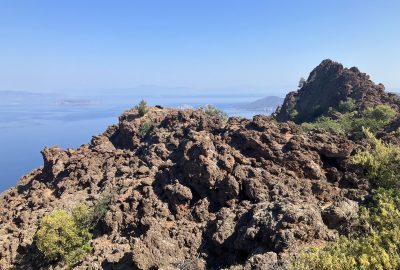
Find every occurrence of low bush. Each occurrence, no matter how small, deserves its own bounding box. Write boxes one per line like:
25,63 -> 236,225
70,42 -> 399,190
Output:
139,121 -> 153,137
289,109 -> 299,121
88,193 -> 113,226
292,189 -> 400,270
337,98 -> 356,113
35,195 -> 112,266
200,104 -> 228,122
353,128 -> 400,188
135,99 -> 148,117
302,105 -> 396,138
351,105 -> 397,137
293,128 -> 400,270
35,209 -> 92,266
302,116 -> 346,133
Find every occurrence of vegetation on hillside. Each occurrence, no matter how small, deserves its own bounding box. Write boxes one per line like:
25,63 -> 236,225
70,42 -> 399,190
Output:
139,121 -> 154,137
293,129 -> 400,270
302,102 -> 396,138
353,129 -> 400,188
135,99 -> 149,117
298,77 -> 306,88
34,195 -> 111,266
200,104 -> 229,122
35,208 -> 92,266
337,98 -> 356,113
293,188 -> 400,270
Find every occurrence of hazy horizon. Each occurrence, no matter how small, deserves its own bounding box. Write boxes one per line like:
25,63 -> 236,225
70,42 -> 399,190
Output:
1,0 -> 400,191
0,90 -> 282,191
0,85 -> 289,96
1,1 -> 399,94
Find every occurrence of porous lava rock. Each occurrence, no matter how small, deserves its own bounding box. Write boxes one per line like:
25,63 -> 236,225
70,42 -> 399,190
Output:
0,105 -> 368,269
275,59 -> 400,123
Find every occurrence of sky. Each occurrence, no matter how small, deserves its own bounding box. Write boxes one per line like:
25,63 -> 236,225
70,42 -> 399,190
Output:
0,0 -> 399,95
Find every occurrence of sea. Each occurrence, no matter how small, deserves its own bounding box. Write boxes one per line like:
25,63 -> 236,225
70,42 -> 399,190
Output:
0,89 -> 275,192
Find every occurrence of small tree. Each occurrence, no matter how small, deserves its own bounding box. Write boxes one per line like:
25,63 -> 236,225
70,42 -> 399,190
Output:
135,99 -> 148,117
200,104 -> 228,122
298,77 -> 306,88
139,121 -> 154,137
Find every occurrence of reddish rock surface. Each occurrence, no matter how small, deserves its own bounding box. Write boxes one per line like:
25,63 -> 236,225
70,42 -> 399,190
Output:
0,106 -> 367,270
275,59 -> 400,123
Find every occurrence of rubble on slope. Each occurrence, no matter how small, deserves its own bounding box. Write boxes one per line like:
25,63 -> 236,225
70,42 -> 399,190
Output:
0,106 -> 367,270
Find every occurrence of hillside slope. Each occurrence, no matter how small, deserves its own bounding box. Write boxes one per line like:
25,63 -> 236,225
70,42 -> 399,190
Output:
2,60 -> 399,269
0,106 -> 368,270
275,59 -> 400,123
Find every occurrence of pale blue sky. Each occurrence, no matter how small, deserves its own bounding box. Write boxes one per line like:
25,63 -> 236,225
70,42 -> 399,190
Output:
0,0 -> 399,94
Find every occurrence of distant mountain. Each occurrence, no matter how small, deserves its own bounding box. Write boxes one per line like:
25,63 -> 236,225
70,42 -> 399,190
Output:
239,95 -> 284,113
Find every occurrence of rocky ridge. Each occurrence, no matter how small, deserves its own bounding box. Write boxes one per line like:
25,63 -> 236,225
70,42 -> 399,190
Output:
1,59 -> 398,270
0,106 -> 368,270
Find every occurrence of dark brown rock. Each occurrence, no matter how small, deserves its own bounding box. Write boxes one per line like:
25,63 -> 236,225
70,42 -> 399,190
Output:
0,105 -> 367,269
275,59 -> 400,123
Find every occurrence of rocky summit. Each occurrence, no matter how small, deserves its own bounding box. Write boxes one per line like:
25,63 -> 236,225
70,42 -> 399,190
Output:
275,59 -> 400,123
0,60 -> 397,270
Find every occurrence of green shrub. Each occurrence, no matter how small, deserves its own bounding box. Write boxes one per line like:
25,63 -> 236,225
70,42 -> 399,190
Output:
292,189 -> 400,270
35,209 -> 92,266
200,104 -> 228,122
365,104 -> 397,122
302,116 -> 346,133
135,99 -> 148,117
351,105 -> 397,137
302,105 -> 396,138
338,98 -> 356,113
71,203 -> 92,229
353,128 -> 400,188
86,193 -> 113,227
293,128 -> 400,269
139,121 -> 153,137
35,196 -> 112,266
289,109 -> 299,121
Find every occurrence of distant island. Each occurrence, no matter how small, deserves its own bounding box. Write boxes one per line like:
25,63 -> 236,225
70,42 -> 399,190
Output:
54,99 -> 97,106
239,95 -> 284,113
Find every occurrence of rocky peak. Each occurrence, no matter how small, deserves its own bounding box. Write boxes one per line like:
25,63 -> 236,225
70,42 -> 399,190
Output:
275,59 -> 399,123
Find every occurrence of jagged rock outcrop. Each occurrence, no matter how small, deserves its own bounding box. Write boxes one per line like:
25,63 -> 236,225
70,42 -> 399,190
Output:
0,105 -> 368,270
275,59 -> 400,123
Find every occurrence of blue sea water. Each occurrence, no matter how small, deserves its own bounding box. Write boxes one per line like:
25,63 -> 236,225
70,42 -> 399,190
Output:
0,90 -> 271,192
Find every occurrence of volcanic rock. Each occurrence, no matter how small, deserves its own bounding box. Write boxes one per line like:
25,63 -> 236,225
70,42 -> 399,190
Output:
275,59 -> 400,123
0,105 -> 368,269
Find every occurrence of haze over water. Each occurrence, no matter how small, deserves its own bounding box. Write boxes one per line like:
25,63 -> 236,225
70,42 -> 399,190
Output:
1,1 -> 399,192
0,89 -> 272,191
